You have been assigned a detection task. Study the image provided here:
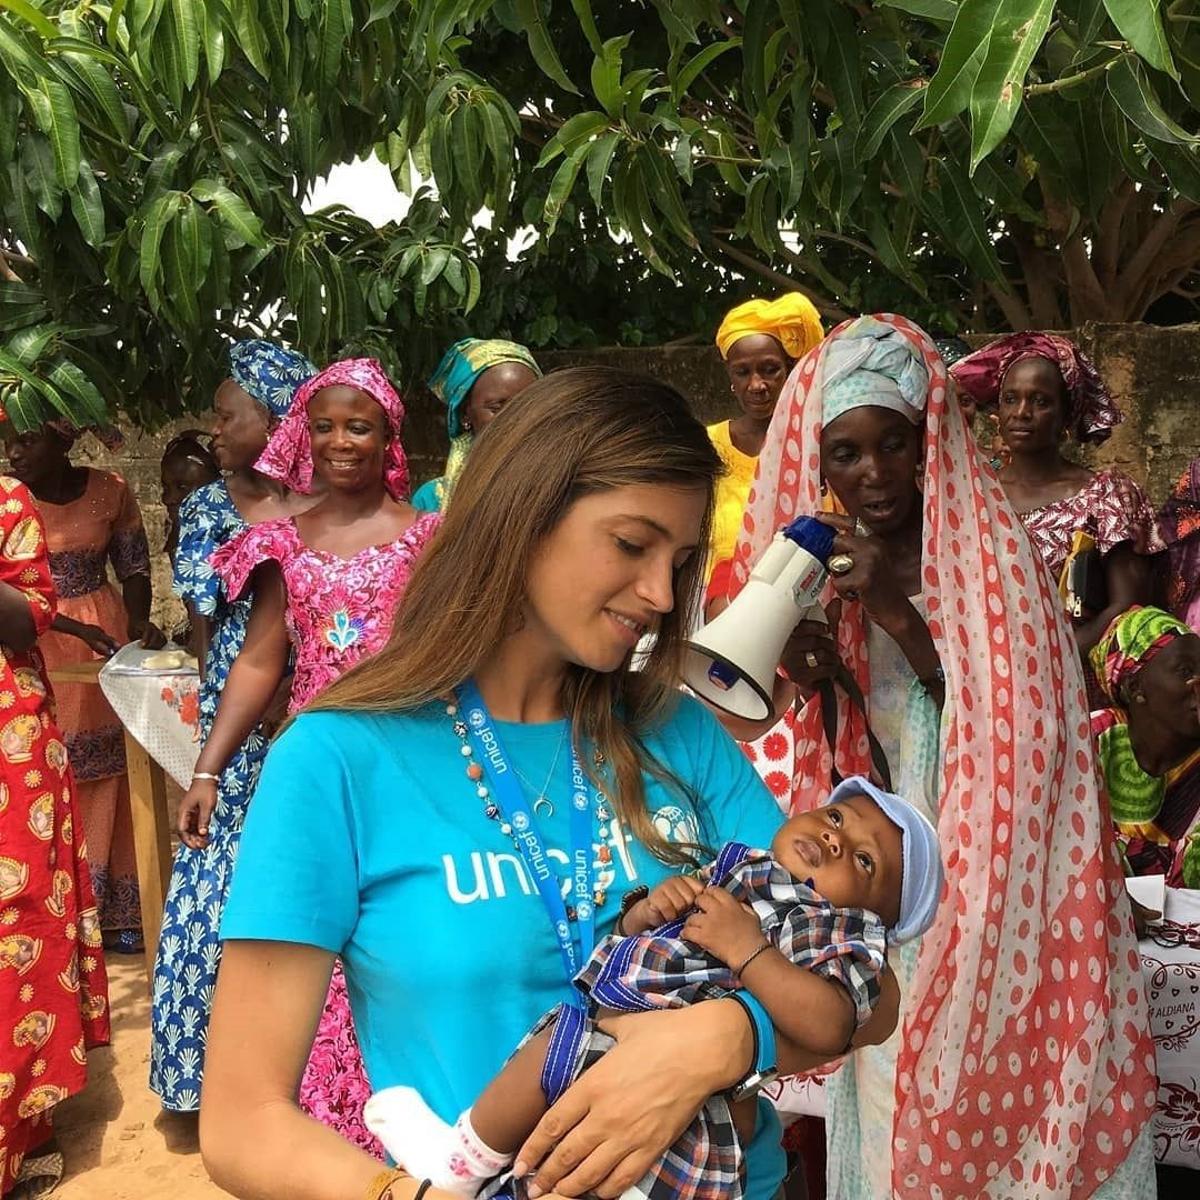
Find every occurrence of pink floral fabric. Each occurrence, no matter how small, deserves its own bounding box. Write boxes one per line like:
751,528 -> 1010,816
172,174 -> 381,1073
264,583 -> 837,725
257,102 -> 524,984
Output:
1018,467 -> 1167,580
733,314 -> 1155,1198
211,512 -> 440,709
210,509 -> 440,1153
254,358 -> 411,500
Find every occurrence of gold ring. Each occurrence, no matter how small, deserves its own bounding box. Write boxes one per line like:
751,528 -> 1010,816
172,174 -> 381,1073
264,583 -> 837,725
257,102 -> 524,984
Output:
805,652 -> 819,669
827,553 -> 855,576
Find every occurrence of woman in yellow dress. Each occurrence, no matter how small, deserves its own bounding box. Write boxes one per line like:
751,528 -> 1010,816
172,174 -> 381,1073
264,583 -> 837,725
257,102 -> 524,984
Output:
707,295 -> 824,582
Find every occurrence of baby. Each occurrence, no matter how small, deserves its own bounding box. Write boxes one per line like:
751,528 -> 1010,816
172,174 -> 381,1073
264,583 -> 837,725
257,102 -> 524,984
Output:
366,776 -> 944,1200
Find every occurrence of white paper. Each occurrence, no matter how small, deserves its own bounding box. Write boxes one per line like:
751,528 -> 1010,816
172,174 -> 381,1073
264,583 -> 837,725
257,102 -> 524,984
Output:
1125,873 -> 1166,917
98,641 -> 198,677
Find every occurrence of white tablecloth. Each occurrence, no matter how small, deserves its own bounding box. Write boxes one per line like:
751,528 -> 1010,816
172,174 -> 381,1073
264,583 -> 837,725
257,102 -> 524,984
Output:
1141,887 -> 1200,1170
98,644 -> 202,789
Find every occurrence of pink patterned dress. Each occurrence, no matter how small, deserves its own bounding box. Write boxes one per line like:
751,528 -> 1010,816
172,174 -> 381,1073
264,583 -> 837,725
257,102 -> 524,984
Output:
211,510 -> 440,1152
1017,467 -> 1167,708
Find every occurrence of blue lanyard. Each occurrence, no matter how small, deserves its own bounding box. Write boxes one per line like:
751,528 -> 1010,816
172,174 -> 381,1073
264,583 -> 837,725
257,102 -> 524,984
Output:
458,681 -> 596,996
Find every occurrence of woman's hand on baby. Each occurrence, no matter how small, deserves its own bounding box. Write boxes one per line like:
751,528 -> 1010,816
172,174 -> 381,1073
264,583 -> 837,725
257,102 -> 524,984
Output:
625,875 -> 704,933
514,1003 -> 751,1198
681,887 -> 764,969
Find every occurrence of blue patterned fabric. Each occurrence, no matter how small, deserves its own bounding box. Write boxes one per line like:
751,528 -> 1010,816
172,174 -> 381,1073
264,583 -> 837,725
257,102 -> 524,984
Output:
228,338 -> 315,418
149,479 -> 271,1111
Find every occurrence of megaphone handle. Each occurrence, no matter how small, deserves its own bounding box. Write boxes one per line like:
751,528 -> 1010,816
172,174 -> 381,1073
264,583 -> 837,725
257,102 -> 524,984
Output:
816,666 -> 894,793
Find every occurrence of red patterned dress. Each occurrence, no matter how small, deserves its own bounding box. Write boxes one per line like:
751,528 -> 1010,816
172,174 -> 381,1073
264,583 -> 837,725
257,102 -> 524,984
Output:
0,476 -> 109,1195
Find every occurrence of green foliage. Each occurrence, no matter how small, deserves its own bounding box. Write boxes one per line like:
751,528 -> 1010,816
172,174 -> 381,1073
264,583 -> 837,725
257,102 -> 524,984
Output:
0,1 -> 1198,429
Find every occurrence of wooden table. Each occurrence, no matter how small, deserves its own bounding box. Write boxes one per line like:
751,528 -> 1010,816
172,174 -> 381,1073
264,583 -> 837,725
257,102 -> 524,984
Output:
48,659 -> 172,985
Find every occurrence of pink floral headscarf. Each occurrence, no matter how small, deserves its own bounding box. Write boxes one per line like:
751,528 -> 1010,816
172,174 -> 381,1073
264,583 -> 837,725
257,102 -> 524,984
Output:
254,358 -> 409,500
950,331 -> 1122,445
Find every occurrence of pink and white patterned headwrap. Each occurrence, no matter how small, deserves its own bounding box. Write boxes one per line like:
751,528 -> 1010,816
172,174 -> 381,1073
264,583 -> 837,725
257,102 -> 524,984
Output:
254,357 -> 409,500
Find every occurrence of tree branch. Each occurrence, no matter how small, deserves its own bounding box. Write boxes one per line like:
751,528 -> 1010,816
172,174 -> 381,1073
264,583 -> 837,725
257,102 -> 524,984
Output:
1094,176 -> 1135,290
1042,186 -> 1111,321
1118,197 -> 1199,312
985,280 -> 1033,332
1025,57 -> 1116,96
1010,224 -> 1064,327
705,234 -> 851,322
0,249 -> 22,283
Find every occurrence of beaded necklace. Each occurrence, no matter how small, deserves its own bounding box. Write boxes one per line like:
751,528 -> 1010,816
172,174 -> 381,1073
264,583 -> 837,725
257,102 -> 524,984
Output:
446,696 -> 614,917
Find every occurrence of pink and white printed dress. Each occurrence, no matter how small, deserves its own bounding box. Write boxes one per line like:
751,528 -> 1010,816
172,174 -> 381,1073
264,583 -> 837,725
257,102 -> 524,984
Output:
212,510 -> 440,1152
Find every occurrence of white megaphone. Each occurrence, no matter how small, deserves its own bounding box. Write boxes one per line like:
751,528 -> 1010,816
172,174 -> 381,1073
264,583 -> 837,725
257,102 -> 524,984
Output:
684,515 -> 836,721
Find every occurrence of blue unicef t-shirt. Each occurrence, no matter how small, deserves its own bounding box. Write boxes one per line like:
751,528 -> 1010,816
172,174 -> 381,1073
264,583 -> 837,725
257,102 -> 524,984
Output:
222,694 -> 786,1198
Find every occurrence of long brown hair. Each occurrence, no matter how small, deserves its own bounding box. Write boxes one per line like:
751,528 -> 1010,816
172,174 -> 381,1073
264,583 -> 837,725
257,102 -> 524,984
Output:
308,366 -> 723,866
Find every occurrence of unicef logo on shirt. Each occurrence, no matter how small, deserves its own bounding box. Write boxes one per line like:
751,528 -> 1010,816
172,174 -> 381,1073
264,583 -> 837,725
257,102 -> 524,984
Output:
468,708 -> 487,729
576,901 -> 592,921
573,792 -> 589,811
513,812 -> 529,833
652,804 -> 701,847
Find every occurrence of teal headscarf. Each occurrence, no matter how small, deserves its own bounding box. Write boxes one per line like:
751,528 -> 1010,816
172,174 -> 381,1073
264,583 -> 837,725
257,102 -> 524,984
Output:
427,338 -> 541,439
821,317 -> 930,427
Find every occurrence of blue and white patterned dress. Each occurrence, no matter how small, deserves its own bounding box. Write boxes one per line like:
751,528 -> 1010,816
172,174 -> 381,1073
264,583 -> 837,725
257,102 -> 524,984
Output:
149,479 -> 270,1111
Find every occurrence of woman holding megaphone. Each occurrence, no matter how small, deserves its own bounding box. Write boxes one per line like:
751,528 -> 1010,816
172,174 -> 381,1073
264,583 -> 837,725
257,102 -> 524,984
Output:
722,315 -> 1156,1198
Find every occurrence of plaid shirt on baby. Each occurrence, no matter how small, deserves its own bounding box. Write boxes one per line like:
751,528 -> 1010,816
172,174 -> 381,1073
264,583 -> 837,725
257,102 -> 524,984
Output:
579,840 -> 888,1029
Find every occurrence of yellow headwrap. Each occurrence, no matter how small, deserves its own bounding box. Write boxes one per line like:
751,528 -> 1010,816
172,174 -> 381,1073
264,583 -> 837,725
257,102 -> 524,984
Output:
715,294 -> 825,360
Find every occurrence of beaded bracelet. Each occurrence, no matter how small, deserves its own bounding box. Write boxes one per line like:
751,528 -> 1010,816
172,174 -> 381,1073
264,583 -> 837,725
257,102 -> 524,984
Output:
734,940 -> 771,979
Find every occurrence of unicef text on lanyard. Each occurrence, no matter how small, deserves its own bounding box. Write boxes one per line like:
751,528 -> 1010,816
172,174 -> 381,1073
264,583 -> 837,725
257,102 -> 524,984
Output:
459,682 -> 596,1002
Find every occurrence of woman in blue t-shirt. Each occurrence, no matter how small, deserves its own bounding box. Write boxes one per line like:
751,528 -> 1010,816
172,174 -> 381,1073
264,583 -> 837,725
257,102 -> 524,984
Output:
200,367 -> 899,1200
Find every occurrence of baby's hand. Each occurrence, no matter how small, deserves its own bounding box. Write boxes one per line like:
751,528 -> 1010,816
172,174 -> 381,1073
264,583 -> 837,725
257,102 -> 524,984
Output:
621,875 -> 704,935
682,886 -> 765,969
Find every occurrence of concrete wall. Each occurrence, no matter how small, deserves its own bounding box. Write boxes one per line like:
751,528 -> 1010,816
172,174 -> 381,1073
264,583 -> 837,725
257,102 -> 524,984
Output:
63,322 -> 1200,627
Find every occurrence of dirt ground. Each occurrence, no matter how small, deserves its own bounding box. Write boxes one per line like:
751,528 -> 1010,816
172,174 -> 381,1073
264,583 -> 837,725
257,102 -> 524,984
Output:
52,955 -> 225,1200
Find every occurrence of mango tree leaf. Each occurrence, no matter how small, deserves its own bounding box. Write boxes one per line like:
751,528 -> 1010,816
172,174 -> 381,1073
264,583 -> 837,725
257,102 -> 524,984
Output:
814,0 -> 864,133
671,36 -> 740,103
537,110 -> 609,167
169,0 -> 200,89
937,159 -> 1006,282
586,129 -> 620,207
51,40 -> 132,142
28,75 -> 80,189
516,0 -> 579,94
1107,55 -> 1197,145
1102,0 -> 1177,81
5,324 -> 57,364
365,0 -> 403,28
856,80 -> 925,163
968,0 -> 1055,172
878,0 -> 957,20
45,357 -> 109,426
191,178 -> 268,248
543,140 -> 590,236
318,0 -> 352,91
138,191 -> 178,308
230,0 -> 269,79
1149,140 -> 1200,204
419,245 -> 450,286
569,0 -> 602,55
591,35 -> 630,117
22,135 -> 61,219
0,0 -> 57,39
918,0 -> 1001,129
69,158 -> 105,247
